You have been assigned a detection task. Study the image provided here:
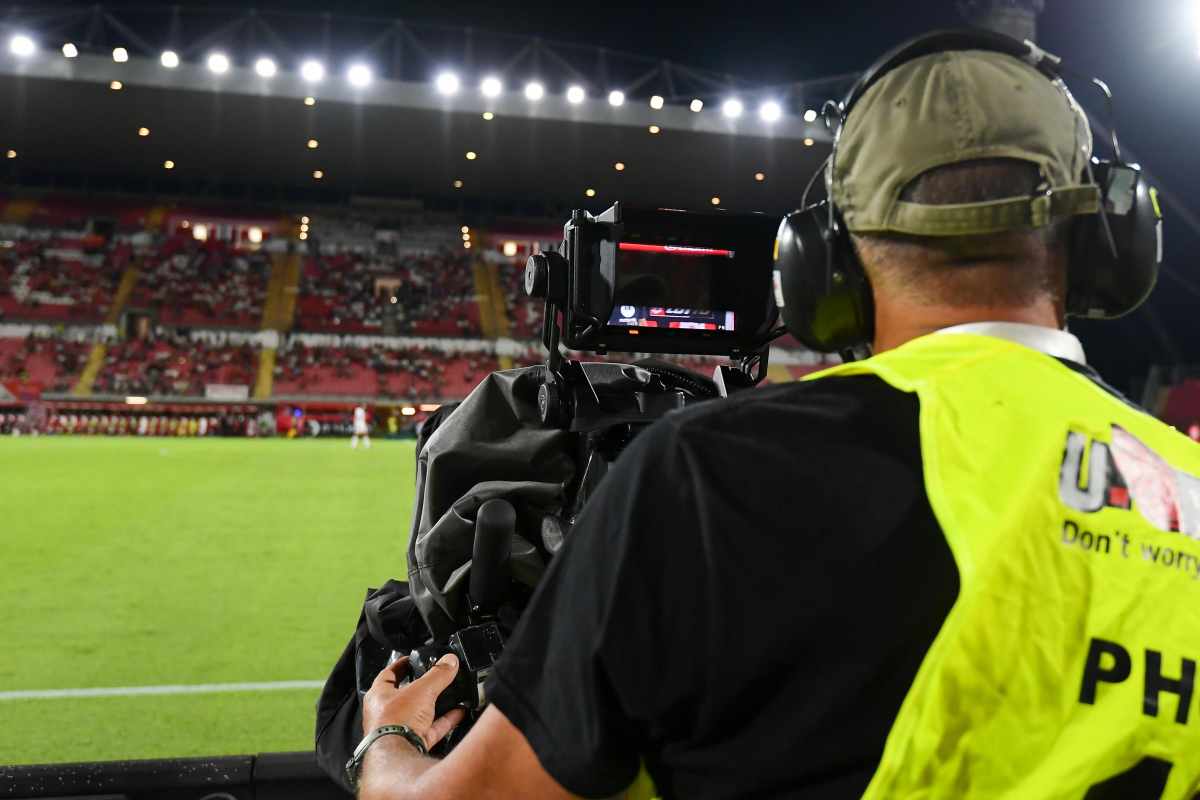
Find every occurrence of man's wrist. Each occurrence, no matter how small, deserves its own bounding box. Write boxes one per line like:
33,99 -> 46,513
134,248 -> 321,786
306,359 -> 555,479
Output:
346,725 -> 427,790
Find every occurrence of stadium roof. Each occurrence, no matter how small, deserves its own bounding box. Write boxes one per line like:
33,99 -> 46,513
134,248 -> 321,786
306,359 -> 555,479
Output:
0,5 -> 852,216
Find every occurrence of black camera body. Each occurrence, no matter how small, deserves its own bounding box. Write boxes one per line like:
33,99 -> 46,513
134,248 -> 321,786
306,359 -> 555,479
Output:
405,622 -> 505,718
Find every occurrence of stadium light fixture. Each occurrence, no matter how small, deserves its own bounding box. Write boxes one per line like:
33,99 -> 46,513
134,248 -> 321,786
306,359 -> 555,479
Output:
301,216 -> 310,224
307,138 -> 319,149
463,241 -> 472,250
181,220 -> 190,228
138,127 -> 150,137
462,232 -> 471,241
6,150 -> 16,159
435,71 -> 461,96
804,137 -> 814,147
759,101 -> 782,123
524,81 -> 545,101
301,223 -> 309,232
690,98 -> 704,112
614,161 -> 625,171
453,179 -> 464,188
110,80 -> 123,91
648,125 -> 660,134
312,169 -> 324,179
61,42 -> 78,59
248,227 -> 263,244
480,75 -> 502,98
503,241 -> 518,257
465,151 -> 477,160
163,159 -> 174,169
461,225 -> 470,233
303,96 -> 316,106
160,50 -> 180,69
585,188 -> 596,197
650,94 -> 664,110
711,196 -> 721,206
255,57 -> 277,78
803,108 -> 818,123
608,90 -> 625,107
566,85 -> 586,104
755,172 -> 765,182
346,63 -> 372,88
482,111 -> 494,121
300,59 -> 325,83
390,296 -> 398,304
722,98 -> 744,119
299,231 -> 308,240
206,52 -> 230,74
193,223 -> 209,241
9,35 -> 36,59
112,47 -> 129,63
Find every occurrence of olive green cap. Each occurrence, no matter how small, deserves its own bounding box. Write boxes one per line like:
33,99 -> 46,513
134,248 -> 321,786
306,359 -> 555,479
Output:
830,49 -> 1101,236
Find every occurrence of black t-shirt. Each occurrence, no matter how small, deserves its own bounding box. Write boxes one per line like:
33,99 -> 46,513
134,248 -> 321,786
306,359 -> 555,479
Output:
486,374 -> 960,799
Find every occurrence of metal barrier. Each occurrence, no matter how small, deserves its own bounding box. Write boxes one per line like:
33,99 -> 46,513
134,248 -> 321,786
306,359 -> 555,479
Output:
1,751 -> 347,800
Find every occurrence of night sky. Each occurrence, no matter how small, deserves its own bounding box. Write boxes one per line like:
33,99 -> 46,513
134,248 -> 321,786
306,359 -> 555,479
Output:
60,1 -> 1200,390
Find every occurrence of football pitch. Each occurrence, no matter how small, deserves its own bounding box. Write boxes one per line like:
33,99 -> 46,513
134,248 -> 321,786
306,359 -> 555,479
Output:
0,436 -> 416,765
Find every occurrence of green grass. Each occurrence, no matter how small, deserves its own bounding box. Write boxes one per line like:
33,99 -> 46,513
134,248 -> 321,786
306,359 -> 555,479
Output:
0,436 -> 416,765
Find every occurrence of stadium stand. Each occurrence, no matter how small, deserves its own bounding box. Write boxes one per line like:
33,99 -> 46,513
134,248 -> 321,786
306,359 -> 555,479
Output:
91,333 -> 258,397
295,247 -> 480,336
129,232 -> 270,329
273,342 -> 496,399
0,334 -> 90,392
0,229 -> 127,324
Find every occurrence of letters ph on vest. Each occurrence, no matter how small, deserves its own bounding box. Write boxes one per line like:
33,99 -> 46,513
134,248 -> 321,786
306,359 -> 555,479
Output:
1080,638 -> 1198,725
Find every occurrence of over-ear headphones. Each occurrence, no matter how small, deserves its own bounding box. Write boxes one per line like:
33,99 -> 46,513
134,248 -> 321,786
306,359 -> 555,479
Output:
774,28 -> 1163,356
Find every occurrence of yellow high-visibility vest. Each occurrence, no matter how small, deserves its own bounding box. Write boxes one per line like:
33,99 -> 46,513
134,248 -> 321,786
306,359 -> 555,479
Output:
812,332 -> 1200,799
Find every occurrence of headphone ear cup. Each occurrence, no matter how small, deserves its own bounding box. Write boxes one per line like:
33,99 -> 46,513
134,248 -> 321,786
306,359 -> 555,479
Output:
1066,161 -> 1161,319
774,203 -> 874,353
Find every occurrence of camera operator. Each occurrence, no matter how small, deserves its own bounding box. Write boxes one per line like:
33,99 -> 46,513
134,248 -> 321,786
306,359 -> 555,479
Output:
355,36 -> 1200,800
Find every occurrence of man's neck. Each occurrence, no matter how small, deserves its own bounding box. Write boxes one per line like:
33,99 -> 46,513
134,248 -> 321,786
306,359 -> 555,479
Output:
872,302 -> 1063,354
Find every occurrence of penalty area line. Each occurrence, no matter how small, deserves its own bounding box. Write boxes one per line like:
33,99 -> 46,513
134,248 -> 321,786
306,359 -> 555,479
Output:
0,680 -> 325,701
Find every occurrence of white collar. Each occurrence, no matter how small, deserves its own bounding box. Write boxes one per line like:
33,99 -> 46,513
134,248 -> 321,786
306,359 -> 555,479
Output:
935,321 -> 1087,365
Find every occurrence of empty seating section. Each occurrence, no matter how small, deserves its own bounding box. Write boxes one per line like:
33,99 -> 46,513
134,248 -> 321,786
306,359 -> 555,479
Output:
130,234 -> 269,328
273,343 -> 496,399
296,248 -> 479,336
0,336 -> 90,392
91,335 -> 258,397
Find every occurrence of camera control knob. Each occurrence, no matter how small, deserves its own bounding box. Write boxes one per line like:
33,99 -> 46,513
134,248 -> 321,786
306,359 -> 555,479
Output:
538,381 -> 562,427
525,254 -> 549,299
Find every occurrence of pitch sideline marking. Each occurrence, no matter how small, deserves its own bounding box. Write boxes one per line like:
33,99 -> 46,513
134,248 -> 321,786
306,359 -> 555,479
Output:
0,680 -> 325,701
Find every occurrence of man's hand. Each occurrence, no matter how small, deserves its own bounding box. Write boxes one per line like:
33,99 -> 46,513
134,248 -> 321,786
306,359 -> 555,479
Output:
363,654 -> 467,751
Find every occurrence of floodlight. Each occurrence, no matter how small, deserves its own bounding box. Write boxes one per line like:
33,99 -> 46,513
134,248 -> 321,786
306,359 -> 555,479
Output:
435,71 -> 461,96
465,151 -> 477,160
461,225 -> 470,233
503,241 -> 518,257
307,139 -> 318,149
6,150 -> 16,159
254,57 -> 277,78
690,98 -> 704,112
711,196 -> 721,206
803,108 -> 818,123
110,80 -> 123,91
193,224 -> 209,241
312,169 -> 324,179
300,59 -> 325,83
722,98 -> 744,119
453,179 -> 464,188
566,85 -> 586,104
759,101 -> 782,123
480,75 -> 502,98
303,96 -> 316,106
207,52 -> 230,74
585,188 -> 596,197
614,161 -> 625,171
301,216 -> 310,224
347,64 -> 372,88
524,81 -> 545,101
112,47 -> 129,63
248,227 -> 263,244
648,125 -> 660,134
482,111 -> 494,120
9,35 -> 35,58
163,159 -> 174,169
61,43 -> 78,59
804,137 -> 814,147
138,127 -> 150,137
608,90 -> 625,107
649,95 -> 664,110
755,172 -> 765,182
160,50 -> 180,69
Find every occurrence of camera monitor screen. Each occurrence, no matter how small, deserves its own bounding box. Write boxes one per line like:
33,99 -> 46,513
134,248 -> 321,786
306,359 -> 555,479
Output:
606,242 -> 737,331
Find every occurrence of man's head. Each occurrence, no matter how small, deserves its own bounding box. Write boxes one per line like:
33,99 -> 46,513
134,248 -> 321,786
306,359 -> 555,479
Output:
829,47 -> 1101,350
